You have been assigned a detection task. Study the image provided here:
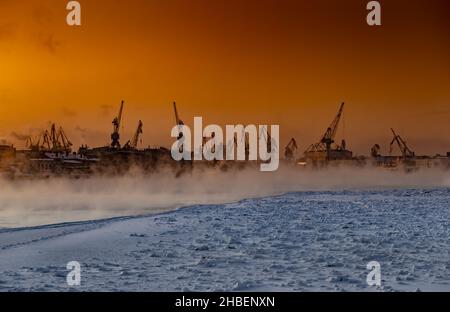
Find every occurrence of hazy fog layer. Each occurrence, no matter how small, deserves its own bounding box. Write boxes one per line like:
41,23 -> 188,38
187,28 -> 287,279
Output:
0,166 -> 449,228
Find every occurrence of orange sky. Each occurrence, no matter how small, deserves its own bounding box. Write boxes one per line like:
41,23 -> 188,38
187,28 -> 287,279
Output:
0,0 -> 449,156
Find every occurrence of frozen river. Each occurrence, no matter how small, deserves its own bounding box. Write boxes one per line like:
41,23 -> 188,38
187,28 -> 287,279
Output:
1,188 -> 449,291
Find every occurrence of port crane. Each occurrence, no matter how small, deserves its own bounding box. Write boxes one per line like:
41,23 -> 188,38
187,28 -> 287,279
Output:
26,124 -> 72,153
231,126 -> 250,160
39,130 -> 51,151
259,126 -> 274,152
389,128 -> 415,159
124,120 -> 143,150
173,102 -> 184,132
243,128 -> 250,159
26,137 -> 37,151
111,100 -> 124,148
285,138 -> 298,161
26,131 -> 50,151
173,102 -> 185,153
50,124 -> 72,152
305,102 -> 346,160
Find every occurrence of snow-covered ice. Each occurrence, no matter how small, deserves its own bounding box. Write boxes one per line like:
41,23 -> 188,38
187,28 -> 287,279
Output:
1,188 -> 450,292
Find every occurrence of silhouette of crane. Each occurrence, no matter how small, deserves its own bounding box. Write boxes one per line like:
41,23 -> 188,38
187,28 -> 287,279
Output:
305,102 -> 346,160
285,138 -> 298,161
389,128 -> 415,159
111,100 -> 124,148
124,120 -> 143,150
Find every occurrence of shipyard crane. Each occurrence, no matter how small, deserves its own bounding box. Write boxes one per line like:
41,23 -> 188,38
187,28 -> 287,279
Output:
173,102 -> 184,131
232,126 -> 250,160
26,124 -> 72,153
389,128 -> 415,158
305,102 -> 346,160
40,130 -> 52,151
50,124 -> 59,150
124,120 -> 143,150
26,135 -> 42,151
173,102 -> 185,153
111,100 -> 124,148
285,138 -> 298,161
49,124 -> 72,152
259,126 -> 274,152
242,127 -> 250,160
57,126 -> 73,152
26,130 -> 43,151
320,102 -> 344,152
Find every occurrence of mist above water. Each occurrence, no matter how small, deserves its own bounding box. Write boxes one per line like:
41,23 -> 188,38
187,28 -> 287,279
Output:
0,166 -> 449,228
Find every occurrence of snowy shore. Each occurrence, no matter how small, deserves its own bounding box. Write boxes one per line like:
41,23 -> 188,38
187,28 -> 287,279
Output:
1,188 -> 450,292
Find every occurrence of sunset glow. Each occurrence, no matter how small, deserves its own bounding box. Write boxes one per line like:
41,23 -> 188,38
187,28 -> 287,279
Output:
0,0 -> 449,155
